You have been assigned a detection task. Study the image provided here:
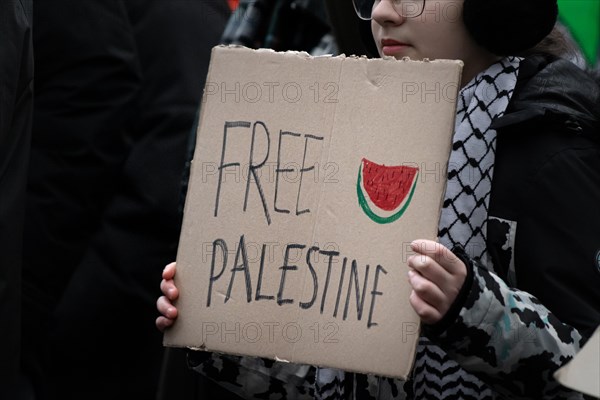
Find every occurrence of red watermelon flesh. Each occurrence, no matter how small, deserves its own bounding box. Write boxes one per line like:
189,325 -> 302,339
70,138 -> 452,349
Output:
361,158 -> 419,211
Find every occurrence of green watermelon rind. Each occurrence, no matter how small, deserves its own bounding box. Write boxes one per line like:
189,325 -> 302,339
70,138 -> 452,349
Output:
356,164 -> 419,225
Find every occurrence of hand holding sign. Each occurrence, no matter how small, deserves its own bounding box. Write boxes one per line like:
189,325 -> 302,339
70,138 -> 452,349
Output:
156,262 -> 179,332
164,47 -> 463,378
407,240 -> 467,325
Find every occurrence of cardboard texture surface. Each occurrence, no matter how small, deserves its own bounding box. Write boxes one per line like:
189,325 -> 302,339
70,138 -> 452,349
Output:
164,46 -> 463,379
554,326 -> 600,398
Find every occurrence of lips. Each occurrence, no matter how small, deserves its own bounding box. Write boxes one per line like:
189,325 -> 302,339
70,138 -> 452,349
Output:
381,38 -> 411,57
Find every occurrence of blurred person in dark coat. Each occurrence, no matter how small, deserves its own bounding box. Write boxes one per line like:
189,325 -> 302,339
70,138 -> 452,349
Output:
21,1 -> 229,398
0,0 -> 33,398
21,2 -> 140,397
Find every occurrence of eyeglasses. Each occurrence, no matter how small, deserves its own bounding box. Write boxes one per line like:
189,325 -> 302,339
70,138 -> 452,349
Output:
352,0 -> 426,20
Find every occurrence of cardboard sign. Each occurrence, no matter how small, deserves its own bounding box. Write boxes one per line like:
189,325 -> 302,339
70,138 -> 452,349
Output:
164,46 -> 462,379
554,326 -> 600,398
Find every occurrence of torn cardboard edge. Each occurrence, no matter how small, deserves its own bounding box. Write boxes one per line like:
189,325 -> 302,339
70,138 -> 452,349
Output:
218,43 -> 463,64
165,45 -> 463,380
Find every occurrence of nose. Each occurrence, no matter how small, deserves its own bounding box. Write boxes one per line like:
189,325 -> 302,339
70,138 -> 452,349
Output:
371,0 -> 405,25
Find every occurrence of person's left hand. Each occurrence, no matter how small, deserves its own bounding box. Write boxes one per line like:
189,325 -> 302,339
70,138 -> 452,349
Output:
407,239 -> 467,324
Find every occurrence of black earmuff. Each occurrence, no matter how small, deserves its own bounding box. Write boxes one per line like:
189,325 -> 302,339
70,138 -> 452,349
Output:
463,0 -> 558,55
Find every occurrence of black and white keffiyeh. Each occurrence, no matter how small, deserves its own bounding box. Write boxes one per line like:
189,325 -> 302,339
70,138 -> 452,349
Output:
438,56 -> 522,268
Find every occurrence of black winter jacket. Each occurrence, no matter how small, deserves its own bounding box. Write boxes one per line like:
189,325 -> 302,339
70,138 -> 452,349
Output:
491,54 -> 600,337
433,54 -> 600,399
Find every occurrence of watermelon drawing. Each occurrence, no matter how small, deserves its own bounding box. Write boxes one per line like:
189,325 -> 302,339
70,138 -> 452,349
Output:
357,158 -> 419,224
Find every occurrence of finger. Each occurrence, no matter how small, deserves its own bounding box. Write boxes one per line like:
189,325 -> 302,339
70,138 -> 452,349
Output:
409,290 -> 442,325
156,316 -> 174,332
160,279 -> 179,301
162,262 -> 177,280
408,253 -> 451,284
411,239 -> 463,275
156,296 -> 178,319
407,269 -> 447,311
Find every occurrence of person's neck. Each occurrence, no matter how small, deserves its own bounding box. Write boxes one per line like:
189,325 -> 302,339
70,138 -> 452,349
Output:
461,54 -> 503,88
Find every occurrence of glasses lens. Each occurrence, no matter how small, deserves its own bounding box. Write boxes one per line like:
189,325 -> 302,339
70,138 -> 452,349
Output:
352,0 -> 375,20
353,0 -> 425,20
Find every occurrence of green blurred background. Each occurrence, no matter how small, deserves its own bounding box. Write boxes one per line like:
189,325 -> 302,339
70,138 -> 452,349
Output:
558,0 -> 600,66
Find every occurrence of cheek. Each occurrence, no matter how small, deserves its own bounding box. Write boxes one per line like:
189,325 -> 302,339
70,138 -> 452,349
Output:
427,38 -> 454,59
420,25 -> 469,60
371,22 -> 384,55
370,21 -> 378,42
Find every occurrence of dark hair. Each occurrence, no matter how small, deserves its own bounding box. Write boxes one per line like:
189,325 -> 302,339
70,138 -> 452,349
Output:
518,25 -> 580,60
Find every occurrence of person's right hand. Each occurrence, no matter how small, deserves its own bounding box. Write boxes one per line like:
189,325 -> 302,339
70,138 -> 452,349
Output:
156,262 -> 179,332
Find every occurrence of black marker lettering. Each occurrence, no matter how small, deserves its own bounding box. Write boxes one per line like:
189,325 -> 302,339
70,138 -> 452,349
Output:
277,244 -> 305,305
367,265 -> 387,328
343,260 -> 370,321
225,235 -> 252,303
244,121 -> 271,225
274,130 -> 300,214
207,239 -> 228,307
296,134 -> 323,216
319,250 -> 339,314
333,257 -> 347,318
215,121 -> 250,217
299,246 -> 319,309
255,243 -> 274,301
